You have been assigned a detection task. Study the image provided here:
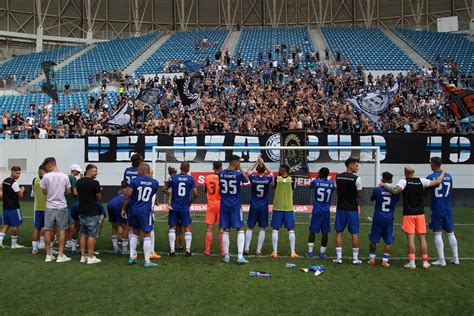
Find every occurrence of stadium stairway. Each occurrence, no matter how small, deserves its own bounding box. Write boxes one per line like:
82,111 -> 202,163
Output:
123,33 -> 172,76
20,44 -> 97,92
382,28 -> 432,68
222,30 -> 241,56
310,27 -> 334,61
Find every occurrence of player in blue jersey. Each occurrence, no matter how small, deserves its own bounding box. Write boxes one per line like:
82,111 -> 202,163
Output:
219,155 -> 249,264
307,167 -> 335,259
123,153 -> 143,185
244,155 -> 273,256
427,157 -> 459,266
162,162 -> 198,257
107,194 -> 129,254
121,163 -> 159,268
368,172 -> 400,267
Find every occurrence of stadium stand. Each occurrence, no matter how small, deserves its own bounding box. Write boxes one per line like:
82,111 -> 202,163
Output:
55,33 -> 161,85
321,27 -> 416,70
234,27 -> 314,65
393,28 -> 474,73
134,30 -> 228,76
0,45 -> 83,83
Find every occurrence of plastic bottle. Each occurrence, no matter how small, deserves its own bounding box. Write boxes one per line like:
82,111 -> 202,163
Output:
249,271 -> 272,278
285,263 -> 297,268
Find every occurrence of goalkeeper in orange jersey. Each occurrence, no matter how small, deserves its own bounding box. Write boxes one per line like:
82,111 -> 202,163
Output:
203,161 -> 224,256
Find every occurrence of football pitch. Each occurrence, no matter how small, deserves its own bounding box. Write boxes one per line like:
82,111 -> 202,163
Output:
1,203 -> 473,315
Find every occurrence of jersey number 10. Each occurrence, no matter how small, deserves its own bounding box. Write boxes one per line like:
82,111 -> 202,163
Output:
137,186 -> 152,202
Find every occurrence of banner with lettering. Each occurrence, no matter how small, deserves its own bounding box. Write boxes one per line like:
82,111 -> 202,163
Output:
85,133 -> 473,164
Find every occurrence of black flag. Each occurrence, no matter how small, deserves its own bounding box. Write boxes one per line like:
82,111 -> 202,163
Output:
106,101 -> 132,126
280,130 -> 309,177
40,61 -> 58,102
176,73 -> 202,111
137,88 -> 162,107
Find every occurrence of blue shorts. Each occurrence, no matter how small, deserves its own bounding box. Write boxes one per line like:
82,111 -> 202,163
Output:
70,208 -> 80,222
79,215 -> 100,238
309,212 -> 331,234
219,210 -> 244,229
3,209 -> 23,227
429,213 -> 454,232
34,211 -> 45,230
168,210 -> 192,227
128,211 -> 154,232
369,218 -> 394,244
334,210 -> 359,234
247,206 -> 269,228
108,207 -> 127,225
271,210 -> 295,229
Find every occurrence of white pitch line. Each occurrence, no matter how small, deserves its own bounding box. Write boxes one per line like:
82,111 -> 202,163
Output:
19,215 -> 474,226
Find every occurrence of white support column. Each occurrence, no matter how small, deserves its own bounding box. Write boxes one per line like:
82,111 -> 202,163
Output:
35,0 -> 43,52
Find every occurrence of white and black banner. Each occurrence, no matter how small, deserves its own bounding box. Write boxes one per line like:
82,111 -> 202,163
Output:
85,133 -> 473,164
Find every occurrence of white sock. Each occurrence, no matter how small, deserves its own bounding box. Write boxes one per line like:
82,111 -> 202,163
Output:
257,229 -> 265,253
71,239 -> 77,252
143,237 -> 152,263
130,234 -> 138,259
122,238 -> 128,252
184,232 -> 192,252
336,247 -> 342,260
369,253 -> 376,259
272,230 -> 279,254
40,236 -> 45,245
222,231 -> 230,256
244,229 -> 253,251
168,229 -> 176,253
352,248 -> 359,260
50,242 -> 54,249
32,241 -> 38,250
11,235 -> 18,246
0,232 -> 5,244
289,230 -> 295,254
447,232 -> 459,260
308,242 -> 314,253
434,232 -> 445,262
111,235 -> 119,250
237,230 -> 245,258
320,246 -> 327,254
150,230 -> 156,252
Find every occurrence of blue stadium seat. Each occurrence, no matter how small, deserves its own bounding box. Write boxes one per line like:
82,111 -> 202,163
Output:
234,27 -> 314,65
321,27 -> 416,70
134,30 -> 229,76
394,28 -> 473,73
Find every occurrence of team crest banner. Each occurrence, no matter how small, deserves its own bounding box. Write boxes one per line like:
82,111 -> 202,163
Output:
280,130 -> 309,177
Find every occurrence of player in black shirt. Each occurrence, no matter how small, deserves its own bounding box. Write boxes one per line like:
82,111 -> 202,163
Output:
382,165 -> 445,269
334,158 -> 363,264
0,166 -> 26,249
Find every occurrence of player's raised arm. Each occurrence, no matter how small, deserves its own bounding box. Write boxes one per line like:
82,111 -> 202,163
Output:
381,181 -> 403,195
426,169 -> 446,188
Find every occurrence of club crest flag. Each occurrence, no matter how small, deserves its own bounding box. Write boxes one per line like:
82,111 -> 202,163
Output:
280,130 -> 309,177
106,100 -> 133,126
176,72 -> 202,111
346,83 -> 398,122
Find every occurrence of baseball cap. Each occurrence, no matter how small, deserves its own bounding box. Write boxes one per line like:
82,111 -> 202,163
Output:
70,164 -> 83,173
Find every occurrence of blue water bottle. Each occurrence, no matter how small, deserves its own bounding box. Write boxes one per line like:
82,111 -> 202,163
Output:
285,263 -> 297,268
249,271 -> 272,278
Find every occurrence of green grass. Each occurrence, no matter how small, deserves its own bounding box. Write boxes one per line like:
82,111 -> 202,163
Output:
1,203 -> 473,315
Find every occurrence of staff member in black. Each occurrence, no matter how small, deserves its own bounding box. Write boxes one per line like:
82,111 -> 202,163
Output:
0,166 -> 26,249
76,164 -> 102,265
334,158 -> 363,265
382,165 -> 445,269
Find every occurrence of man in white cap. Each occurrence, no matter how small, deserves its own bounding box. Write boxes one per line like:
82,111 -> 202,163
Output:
65,163 -> 81,254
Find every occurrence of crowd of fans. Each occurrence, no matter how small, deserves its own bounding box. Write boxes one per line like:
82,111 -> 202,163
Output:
0,50 -> 472,139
